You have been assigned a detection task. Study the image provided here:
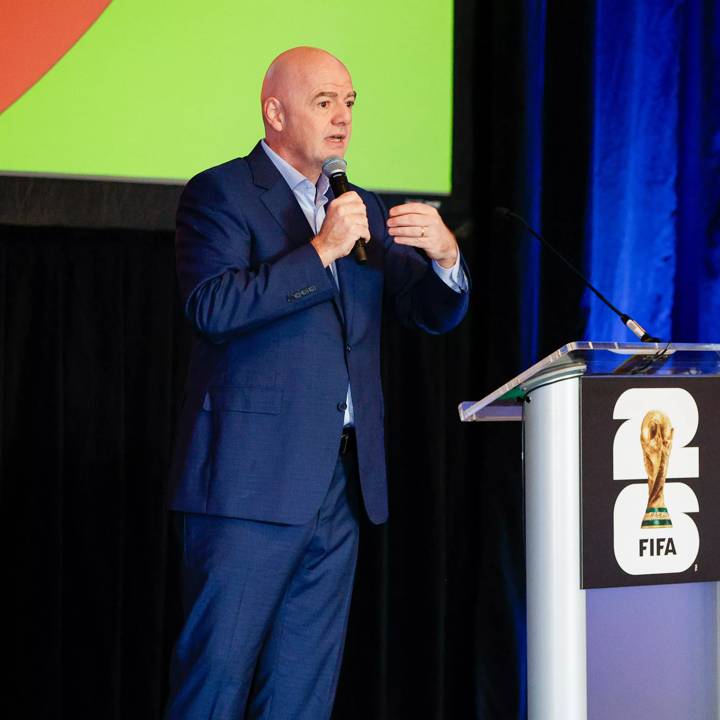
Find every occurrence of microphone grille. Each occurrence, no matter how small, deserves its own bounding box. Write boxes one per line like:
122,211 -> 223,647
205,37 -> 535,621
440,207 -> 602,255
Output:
322,156 -> 347,177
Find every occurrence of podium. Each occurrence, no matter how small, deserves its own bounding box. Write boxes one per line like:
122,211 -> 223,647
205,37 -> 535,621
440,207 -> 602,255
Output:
459,342 -> 720,720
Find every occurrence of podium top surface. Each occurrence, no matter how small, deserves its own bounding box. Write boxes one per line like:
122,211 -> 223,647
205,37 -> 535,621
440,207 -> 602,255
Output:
459,341 -> 720,422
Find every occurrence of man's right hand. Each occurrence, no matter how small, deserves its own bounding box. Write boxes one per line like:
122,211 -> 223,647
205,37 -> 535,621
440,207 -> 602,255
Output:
311,191 -> 370,267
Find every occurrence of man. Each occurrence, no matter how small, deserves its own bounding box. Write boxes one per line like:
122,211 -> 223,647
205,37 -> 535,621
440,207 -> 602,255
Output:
166,47 -> 469,719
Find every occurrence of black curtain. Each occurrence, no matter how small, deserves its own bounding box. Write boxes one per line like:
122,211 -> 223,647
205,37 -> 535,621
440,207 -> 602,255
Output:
0,2 -> 594,718
0,229 -> 177,716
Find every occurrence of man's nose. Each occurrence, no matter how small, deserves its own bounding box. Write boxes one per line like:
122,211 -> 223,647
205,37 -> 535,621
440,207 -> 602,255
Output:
332,105 -> 351,125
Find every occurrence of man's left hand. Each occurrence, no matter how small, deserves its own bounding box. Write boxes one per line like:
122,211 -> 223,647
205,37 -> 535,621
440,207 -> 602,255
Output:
386,202 -> 459,268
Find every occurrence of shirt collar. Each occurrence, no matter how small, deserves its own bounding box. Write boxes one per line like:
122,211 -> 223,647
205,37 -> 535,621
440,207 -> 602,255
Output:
261,139 -> 329,201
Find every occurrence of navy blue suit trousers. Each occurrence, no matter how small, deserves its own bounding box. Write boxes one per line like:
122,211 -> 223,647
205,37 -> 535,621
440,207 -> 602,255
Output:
166,452 -> 361,719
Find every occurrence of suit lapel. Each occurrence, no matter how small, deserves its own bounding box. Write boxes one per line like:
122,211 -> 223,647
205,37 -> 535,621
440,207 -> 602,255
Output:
248,142 -> 346,326
326,267 -> 345,326
323,183 -> 348,327
336,255 -> 356,335
248,143 -> 313,250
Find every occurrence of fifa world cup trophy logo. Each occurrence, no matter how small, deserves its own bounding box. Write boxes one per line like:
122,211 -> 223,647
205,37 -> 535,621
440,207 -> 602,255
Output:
640,410 -> 674,529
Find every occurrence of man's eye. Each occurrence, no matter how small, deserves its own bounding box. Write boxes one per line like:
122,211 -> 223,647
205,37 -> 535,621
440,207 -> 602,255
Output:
346,101 -> 354,108
319,101 -> 329,108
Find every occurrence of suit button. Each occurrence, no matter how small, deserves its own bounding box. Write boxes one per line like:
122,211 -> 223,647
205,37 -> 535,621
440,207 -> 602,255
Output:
345,344 -> 351,353
337,402 -> 348,411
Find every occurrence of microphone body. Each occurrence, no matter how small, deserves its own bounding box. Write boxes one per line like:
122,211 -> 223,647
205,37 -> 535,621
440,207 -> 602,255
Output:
328,171 -> 350,197
322,157 -> 367,265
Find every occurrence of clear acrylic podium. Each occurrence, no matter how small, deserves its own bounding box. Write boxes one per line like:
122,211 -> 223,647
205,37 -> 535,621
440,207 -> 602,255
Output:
459,342 -> 720,720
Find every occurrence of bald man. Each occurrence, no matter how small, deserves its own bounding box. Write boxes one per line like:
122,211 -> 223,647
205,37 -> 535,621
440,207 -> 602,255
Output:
166,47 -> 469,719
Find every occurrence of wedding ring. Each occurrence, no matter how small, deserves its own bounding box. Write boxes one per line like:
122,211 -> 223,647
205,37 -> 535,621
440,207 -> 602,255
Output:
420,227 -> 426,238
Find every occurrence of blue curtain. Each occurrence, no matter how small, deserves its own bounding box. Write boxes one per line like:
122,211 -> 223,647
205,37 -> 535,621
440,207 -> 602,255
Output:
584,0 -> 720,342
505,1 -> 720,714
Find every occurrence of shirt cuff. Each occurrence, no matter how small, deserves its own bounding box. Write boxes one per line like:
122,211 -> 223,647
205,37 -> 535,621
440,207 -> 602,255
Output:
431,253 -> 468,293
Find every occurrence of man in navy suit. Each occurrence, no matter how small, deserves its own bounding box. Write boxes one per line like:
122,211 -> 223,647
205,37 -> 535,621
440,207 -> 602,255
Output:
166,47 -> 469,719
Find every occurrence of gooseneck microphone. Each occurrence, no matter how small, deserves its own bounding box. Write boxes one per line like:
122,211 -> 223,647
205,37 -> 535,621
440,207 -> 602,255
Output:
322,156 -> 368,265
495,207 -> 661,343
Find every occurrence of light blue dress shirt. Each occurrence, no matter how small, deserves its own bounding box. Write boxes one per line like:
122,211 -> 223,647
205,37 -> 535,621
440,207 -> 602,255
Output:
260,140 -> 467,425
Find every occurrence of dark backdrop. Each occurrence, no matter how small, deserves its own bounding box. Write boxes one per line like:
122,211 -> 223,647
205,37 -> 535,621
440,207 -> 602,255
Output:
0,2 -> 600,718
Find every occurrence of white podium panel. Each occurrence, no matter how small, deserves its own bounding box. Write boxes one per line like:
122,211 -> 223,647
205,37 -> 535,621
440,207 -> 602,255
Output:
524,377 -> 586,720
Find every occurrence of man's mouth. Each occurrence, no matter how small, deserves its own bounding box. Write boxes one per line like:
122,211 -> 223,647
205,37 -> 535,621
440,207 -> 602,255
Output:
326,135 -> 346,143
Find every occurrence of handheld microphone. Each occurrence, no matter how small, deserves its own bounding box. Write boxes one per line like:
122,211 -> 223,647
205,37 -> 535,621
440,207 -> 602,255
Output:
322,156 -> 368,265
495,207 -> 661,343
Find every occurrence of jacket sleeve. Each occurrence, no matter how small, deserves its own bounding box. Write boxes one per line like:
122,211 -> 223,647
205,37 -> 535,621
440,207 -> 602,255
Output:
370,193 -> 471,335
175,170 -> 336,343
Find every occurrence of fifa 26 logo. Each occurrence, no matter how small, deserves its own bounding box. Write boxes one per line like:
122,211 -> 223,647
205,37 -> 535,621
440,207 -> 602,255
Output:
612,388 -> 700,575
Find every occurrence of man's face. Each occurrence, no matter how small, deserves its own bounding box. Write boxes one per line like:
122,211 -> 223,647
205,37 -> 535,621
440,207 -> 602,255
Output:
267,55 -> 356,178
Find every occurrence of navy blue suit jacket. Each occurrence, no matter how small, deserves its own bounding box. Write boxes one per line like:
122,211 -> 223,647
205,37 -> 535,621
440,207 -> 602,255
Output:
169,143 -> 469,525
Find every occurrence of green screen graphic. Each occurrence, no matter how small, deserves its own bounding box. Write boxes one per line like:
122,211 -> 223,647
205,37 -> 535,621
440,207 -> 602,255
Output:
0,1 -> 453,193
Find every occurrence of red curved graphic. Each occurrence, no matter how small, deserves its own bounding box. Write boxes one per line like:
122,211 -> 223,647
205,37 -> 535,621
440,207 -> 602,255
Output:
0,0 -> 112,114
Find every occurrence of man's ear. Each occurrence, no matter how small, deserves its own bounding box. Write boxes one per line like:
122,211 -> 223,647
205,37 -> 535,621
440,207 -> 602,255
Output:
263,97 -> 284,131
